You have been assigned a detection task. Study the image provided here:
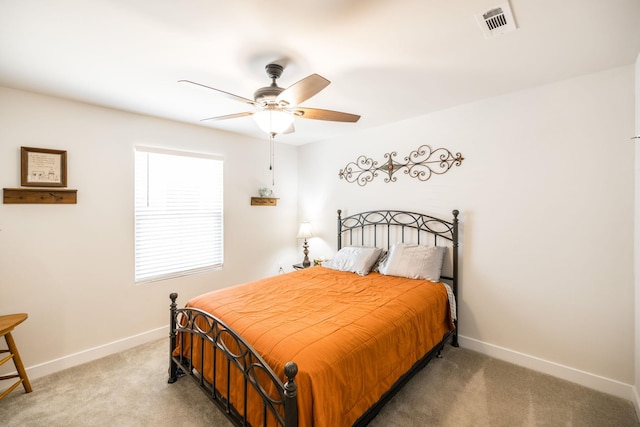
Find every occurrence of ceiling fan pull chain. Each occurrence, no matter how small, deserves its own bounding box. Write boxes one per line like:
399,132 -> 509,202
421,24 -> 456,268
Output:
270,132 -> 275,186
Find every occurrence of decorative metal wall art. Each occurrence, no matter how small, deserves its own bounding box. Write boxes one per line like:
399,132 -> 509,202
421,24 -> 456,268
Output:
338,144 -> 464,186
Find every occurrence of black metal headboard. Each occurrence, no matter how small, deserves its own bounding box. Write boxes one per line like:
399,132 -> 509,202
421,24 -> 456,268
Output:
337,209 -> 459,293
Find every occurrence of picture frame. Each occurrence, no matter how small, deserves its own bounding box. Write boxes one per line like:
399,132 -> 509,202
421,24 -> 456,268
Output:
21,146 -> 67,187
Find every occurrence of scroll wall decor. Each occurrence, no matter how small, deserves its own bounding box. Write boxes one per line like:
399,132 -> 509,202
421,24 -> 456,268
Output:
338,144 -> 464,186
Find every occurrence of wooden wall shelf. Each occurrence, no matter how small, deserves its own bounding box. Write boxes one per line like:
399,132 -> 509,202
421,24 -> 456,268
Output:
3,188 -> 77,204
250,197 -> 278,206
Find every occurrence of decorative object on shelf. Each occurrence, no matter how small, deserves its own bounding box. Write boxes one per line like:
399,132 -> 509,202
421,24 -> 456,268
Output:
21,146 -> 67,187
338,144 -> 464,186
3,188 -> 77,204
252,186 -> 277,206
259,187 -> 273,197
4,147 -> 78,204
296,221 -> 313,267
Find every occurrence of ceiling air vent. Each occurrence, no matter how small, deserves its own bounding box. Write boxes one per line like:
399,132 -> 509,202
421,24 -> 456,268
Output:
475,2 -> 517,39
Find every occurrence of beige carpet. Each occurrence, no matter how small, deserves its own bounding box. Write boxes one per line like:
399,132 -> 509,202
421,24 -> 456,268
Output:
1,339 -> 638,426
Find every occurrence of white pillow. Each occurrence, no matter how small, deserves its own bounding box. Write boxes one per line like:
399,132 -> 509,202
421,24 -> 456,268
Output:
322,246 -> 383,276
378,243 -> 446,281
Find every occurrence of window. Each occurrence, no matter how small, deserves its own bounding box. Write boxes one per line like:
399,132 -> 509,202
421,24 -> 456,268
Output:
135,147 -> 223,282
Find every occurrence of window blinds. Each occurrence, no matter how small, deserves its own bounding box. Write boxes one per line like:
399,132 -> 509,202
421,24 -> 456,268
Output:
135,147 -> 223,282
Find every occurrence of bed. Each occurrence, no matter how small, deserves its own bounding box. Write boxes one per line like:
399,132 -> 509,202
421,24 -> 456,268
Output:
168,208 -> 459,427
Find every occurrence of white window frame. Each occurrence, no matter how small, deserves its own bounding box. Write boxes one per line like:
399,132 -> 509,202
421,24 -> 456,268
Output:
134,146 -> 223,283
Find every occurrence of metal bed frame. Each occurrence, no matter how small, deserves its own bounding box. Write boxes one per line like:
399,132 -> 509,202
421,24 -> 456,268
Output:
168,209 -> 459,427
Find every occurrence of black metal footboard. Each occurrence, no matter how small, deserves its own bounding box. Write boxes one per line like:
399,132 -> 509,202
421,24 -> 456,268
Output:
168,293 -> 298,427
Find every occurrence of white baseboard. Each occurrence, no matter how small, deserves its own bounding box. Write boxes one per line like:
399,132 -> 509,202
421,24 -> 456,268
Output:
458,335 -> 636,403
26,326 -> 168,380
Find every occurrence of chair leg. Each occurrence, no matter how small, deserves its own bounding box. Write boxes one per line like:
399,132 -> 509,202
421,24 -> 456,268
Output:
4,332 -> 32,393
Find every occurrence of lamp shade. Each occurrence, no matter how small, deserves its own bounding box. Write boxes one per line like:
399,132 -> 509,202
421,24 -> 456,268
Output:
253,108 -> 295,134
296,222 -> 313,239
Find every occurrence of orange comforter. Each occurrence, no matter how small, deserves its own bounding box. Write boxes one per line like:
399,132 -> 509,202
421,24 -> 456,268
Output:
180,266 -> 453,427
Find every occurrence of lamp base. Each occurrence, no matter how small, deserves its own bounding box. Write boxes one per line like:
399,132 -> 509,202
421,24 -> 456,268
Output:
302,239 -> 310,267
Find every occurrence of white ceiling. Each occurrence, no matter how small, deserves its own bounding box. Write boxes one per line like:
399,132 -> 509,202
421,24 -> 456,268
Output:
1,0 -> 639,145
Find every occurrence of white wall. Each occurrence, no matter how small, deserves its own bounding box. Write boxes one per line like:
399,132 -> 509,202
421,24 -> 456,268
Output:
299,66 -> 636,399
0,87 -> 299,377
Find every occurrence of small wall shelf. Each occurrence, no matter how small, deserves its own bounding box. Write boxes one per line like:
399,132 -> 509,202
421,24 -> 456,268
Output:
3,188 -> 78,204
250,197 -> 278,206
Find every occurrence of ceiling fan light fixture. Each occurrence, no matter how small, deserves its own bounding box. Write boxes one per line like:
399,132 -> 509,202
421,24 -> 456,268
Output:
253,108 -> 295,134
181,62 -> 359,133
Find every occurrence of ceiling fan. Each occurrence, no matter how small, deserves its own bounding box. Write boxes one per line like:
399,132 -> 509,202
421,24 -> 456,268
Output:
179,63 -> 360,135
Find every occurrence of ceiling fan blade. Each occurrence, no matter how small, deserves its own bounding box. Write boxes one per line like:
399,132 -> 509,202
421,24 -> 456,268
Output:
277,74 -> 330,107
292,107 -> 360,123
179,80 -> 257,106
200,112 -> 254,122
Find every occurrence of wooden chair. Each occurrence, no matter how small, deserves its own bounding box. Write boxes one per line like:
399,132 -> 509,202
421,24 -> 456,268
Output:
0,313 -> 32,399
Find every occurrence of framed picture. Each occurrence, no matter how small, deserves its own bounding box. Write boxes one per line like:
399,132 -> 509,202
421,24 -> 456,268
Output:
21,146 -> 67,187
